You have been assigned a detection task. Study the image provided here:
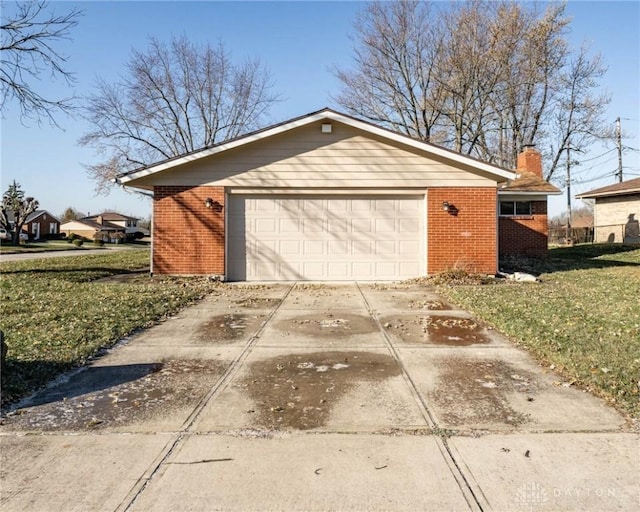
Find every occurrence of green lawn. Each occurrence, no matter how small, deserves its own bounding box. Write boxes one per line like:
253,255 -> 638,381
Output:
437,244 -> 640,419
0,250 -> 219,405
0,240 -> 149,253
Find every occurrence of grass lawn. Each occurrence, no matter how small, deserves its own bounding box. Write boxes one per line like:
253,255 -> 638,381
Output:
0,250 -> 219,406
437,244 -> 640,419
0,240 -> 149,254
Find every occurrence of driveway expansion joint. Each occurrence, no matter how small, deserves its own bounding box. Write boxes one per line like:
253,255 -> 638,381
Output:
117,283 -> 296,512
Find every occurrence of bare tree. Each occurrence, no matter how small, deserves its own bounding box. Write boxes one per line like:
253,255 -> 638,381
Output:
545,46 -> 610,181
0,0 -> 81,126
1,181 -> 39,245
80,36 -> 280,194
332,0 -> 448,142
334,0 -> 610,174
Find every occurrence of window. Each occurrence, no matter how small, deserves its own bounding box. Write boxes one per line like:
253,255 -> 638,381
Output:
49,223 -> 57,234
500,201 -> 532,216
32,223 -> 38,234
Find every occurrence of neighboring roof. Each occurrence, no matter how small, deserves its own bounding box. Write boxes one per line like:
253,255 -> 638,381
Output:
117,107 -> 517,186
6,210 -> 60,223
499,170 -> 562,195
575,178 -> 640,199
25,210 -> 61,223
61,218 -> 125,231
85,211 -> 139,221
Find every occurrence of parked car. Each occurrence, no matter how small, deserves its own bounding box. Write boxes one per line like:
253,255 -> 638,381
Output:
0,229 -> 29,241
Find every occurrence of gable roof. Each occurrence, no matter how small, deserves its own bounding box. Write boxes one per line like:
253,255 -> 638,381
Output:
85,211 -> 138,221
61,218 -> 125,231
499,170 -> 562,195
575,178 -> 640,199
6,210 -> 60,224
116,107 -> 516,187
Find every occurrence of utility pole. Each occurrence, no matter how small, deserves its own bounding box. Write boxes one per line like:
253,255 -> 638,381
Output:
616,117 -> 623,182
566,143 -> 572,245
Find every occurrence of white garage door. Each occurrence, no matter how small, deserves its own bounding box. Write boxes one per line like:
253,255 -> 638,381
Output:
227,195 -> 424,281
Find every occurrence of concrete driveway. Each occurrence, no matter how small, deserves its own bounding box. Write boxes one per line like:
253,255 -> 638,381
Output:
1,283 -> 637,511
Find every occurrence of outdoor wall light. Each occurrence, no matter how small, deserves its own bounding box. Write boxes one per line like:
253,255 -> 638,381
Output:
442,201 -> 458,216
204,198 -> 223,212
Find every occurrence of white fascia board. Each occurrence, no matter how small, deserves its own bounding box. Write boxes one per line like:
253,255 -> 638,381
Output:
576,189 -> 640,199
119,113 -> 329,185
119,109 -> 516,185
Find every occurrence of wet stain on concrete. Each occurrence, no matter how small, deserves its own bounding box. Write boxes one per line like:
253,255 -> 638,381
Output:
238,351 -> 401,430
408,299 -> 452,311
2,360 -> 226,431
275,313 -> 378,337
431,358 -> 537,427
233,298 -> 281,309
198,313 -> 265,343
381,315 -> 489,345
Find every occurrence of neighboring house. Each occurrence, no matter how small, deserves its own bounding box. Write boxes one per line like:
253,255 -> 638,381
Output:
23,210 -> 61,240
5,210 -> 61,240
576,178 -> 640,243
498,146 -> 562,256
83,212 -> 147,235
61,216 -> 126,241
117,108 -> 559,280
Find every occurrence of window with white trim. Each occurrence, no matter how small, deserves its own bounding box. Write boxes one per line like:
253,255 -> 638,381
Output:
49,223 -> 57,234
500,201 -> 532,216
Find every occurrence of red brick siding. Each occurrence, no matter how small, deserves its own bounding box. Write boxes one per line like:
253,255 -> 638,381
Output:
427,188 -> 497,274
153,186 -> 225,275
498,201 -> 548,257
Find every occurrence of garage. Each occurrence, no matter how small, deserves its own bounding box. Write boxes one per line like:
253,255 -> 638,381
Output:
118,108 -> 530,278
227,195 -> 425,280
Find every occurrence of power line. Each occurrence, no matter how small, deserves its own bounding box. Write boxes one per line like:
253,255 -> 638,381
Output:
572,155 -> 618,175
576,147 -> 617,163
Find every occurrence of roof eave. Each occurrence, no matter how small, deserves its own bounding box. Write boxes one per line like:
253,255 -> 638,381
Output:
576,189 -> 640,199
499,189 -> 562,196
118,109 -> 517,186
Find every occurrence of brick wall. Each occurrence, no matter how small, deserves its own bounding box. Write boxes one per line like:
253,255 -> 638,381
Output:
499,201 -> 548,257
153,186 -> 225,275
427,188 -> 497,274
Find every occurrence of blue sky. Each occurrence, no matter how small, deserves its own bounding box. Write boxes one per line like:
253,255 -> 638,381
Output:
1,0 -> 639,220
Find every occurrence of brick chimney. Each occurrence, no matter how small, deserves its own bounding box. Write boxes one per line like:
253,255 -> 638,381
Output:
517,145 -> 543,177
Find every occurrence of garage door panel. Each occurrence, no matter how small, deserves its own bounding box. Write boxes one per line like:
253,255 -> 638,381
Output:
303,240 -> 324,255
351,261 -> 373,277
399,218 -> 420,232
280,240 -> 300,254
228,195 -> 424,281
375,218 -> 396,233
328,218 -> 348,232
303,218 -> 324,233
279,219 -> 300,233
327,261 -> 348,278
399,240 -> 420,255
375,261 -> 397,277
352,219 -> 372,232
352,240 -> 373,255
328,240 -> 348,254
376,240 -> 396,254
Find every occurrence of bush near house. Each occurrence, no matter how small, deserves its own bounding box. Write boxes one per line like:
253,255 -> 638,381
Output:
0,250 -> 221,406
437,244 -> 640,419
